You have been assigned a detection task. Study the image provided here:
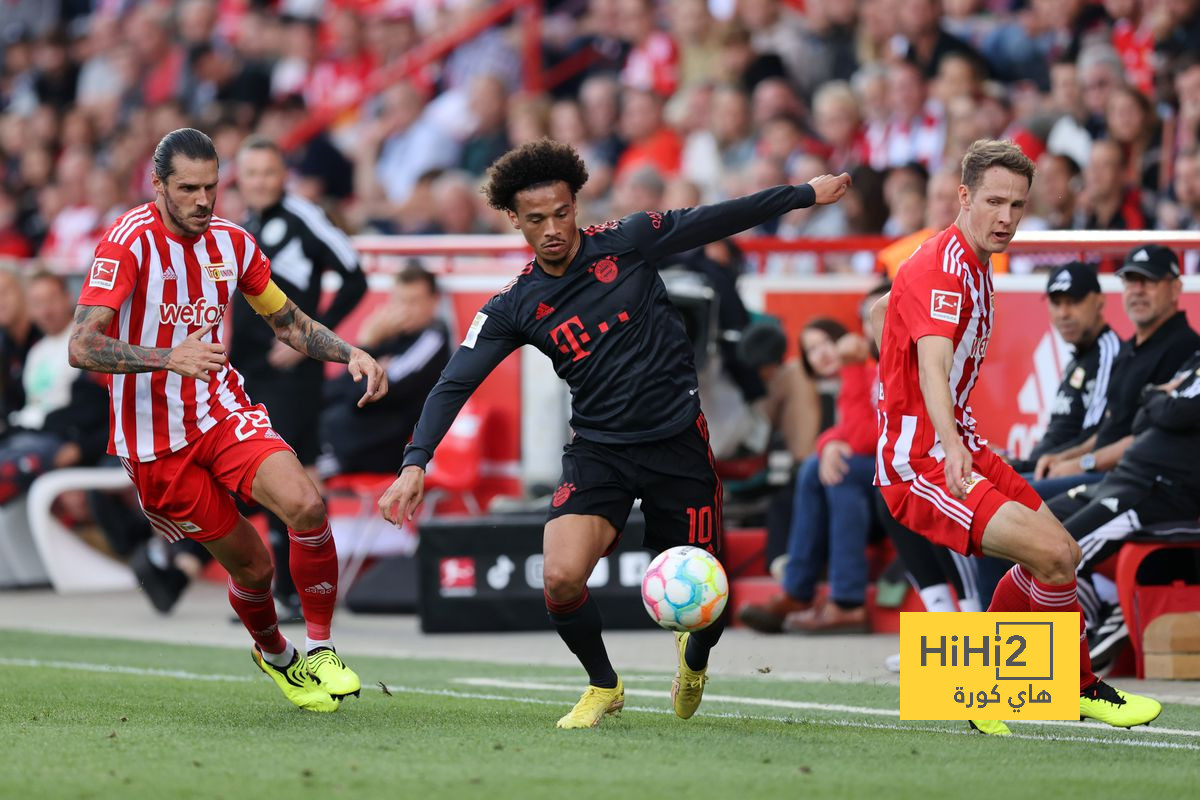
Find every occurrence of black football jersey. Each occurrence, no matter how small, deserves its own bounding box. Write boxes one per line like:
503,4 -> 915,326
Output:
401,184 -> 817,470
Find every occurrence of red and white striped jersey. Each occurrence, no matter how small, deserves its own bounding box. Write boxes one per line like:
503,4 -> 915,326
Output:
77,202 -> 273,462
875,225 -> 994,487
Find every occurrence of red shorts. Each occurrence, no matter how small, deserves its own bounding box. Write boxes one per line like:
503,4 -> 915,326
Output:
878,447 -> 1042,556
121,405 -> 294,544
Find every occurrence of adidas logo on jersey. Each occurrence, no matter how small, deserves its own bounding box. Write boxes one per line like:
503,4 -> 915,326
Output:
535,302 -> 555,320
159,297 -> 225,326
162,265 -> 178,280
304,582 -> 335,595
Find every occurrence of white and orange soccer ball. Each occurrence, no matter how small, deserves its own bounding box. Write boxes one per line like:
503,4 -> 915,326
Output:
641,546 -> 729,632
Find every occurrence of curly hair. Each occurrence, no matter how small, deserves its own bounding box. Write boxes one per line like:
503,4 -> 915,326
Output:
482,139 -> 589,212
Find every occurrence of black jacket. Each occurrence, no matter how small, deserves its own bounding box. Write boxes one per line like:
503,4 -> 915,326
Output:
231,192 -> 367,396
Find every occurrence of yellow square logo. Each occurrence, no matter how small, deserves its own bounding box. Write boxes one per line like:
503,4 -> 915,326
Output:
900,612 -> 1079,720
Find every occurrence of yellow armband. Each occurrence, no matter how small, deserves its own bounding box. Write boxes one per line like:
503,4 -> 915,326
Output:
245,279 -> 287,316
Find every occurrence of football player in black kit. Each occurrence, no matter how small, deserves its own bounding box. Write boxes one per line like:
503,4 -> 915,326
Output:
380,139 -> 851,728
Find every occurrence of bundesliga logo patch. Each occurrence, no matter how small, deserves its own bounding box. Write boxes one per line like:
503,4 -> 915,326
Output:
930,290 -> 962,324
89,257 -> 120,290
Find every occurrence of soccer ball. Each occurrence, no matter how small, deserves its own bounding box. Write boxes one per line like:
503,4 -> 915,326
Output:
641,546 -> 729,632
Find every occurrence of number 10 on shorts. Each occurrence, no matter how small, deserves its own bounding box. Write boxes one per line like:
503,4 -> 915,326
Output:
686,505 -> 714,545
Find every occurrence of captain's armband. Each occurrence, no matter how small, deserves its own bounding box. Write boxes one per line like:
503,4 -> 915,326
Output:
244,280 -> 287,316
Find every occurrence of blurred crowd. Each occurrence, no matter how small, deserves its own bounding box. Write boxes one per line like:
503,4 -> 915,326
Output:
2,0 -> 1200,278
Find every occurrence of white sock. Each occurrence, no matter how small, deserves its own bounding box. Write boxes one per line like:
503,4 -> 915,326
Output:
957,596 -> 981,612
306,637 -> 334,654
1092,573 -> 1119,605
919,584 -> 957,613
262,640 -> 295,668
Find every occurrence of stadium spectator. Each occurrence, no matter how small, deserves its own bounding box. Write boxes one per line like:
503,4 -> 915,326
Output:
615,87 -> 682,180
0,191 -> 31,258
736,0 -> 810,95
0,267 -> 39,432
1051,347 -> 1200,669
681,84 -> 756,203
1012,264 -> 1120,476
896,0 -> 984,79
1075,138 -> 1149,229
1027,152 -> 1082,230
770,154 -> 850,274
812,81 -> 868,174
975,262 -> 1120,604
355,81 -> 460,213
459,75 -> 511,178
1172,59 -> 1200,161
1035,245 -> 1200,486
0,272 -> 107,505
740,293 -> 884,634
716,18 -> 788,94
667,0 -> 723,91
866,59 -> 945,172
617,0 -> 679,99
578,73 -> 626,169
319,263 -> 449,478
1106,85 -> 1162,197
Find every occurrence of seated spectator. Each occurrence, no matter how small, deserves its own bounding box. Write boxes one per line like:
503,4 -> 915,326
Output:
459,74 -> 511,178
896,0 -> 985,79
740,293 -> 885,634
0,273 -> 107,504
1035,246 -> 1200,490
1050,347 -> 1200,669
317,264 -> 450,477
681,84 -> 756,203
0,267 -> 41,430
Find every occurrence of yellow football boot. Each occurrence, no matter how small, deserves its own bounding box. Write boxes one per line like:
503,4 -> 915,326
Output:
555,678 -> 625,729
671,632 -> 709,720
252,646 -> 339,712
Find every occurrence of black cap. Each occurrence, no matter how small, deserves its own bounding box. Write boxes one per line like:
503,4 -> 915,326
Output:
1116,244 -> 1181,280
1045,262 -> 1101,300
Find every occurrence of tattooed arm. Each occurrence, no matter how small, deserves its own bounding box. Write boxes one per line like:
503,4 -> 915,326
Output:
68,305 -> 226,379
262,298 -> 388,406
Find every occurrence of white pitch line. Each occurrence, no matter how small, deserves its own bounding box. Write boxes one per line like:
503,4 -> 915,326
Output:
383,684 -> 1200,752
454,677 -> 1200,740
456,677 -> 902,717
6,657 -> 1198,750
0,656 -> 256,682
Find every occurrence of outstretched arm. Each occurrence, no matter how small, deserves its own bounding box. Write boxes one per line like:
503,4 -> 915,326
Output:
69,305 -> 226,379
257,292 -> 387,407
629,174 -> 852,262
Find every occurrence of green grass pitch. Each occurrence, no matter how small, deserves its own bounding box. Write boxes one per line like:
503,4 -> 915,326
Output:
3,630 -> 1199,799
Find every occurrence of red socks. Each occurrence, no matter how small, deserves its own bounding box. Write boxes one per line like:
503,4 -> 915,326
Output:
289,521 -> 338,643
991,565 -> 1096,692
228,579 -> 287,655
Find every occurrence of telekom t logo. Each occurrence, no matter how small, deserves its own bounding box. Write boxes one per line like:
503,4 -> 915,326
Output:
550,316 -> 592,361
549,311 -> 631,361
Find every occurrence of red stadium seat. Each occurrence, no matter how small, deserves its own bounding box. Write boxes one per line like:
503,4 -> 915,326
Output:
1114,529 -> 1200,678
422,402 -> 491,519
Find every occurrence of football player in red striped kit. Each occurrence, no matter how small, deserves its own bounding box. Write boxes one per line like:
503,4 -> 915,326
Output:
69,128 -> 387,712
871,139 -> 1160,733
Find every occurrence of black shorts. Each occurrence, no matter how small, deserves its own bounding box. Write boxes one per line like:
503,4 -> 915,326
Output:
547,413 -> 722,555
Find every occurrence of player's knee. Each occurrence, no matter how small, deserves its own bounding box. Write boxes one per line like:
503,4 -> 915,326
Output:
235,559 -> 274,591
288,491 -> 327,531
1039,533 -> 1078,585
542,566 -> 585,605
